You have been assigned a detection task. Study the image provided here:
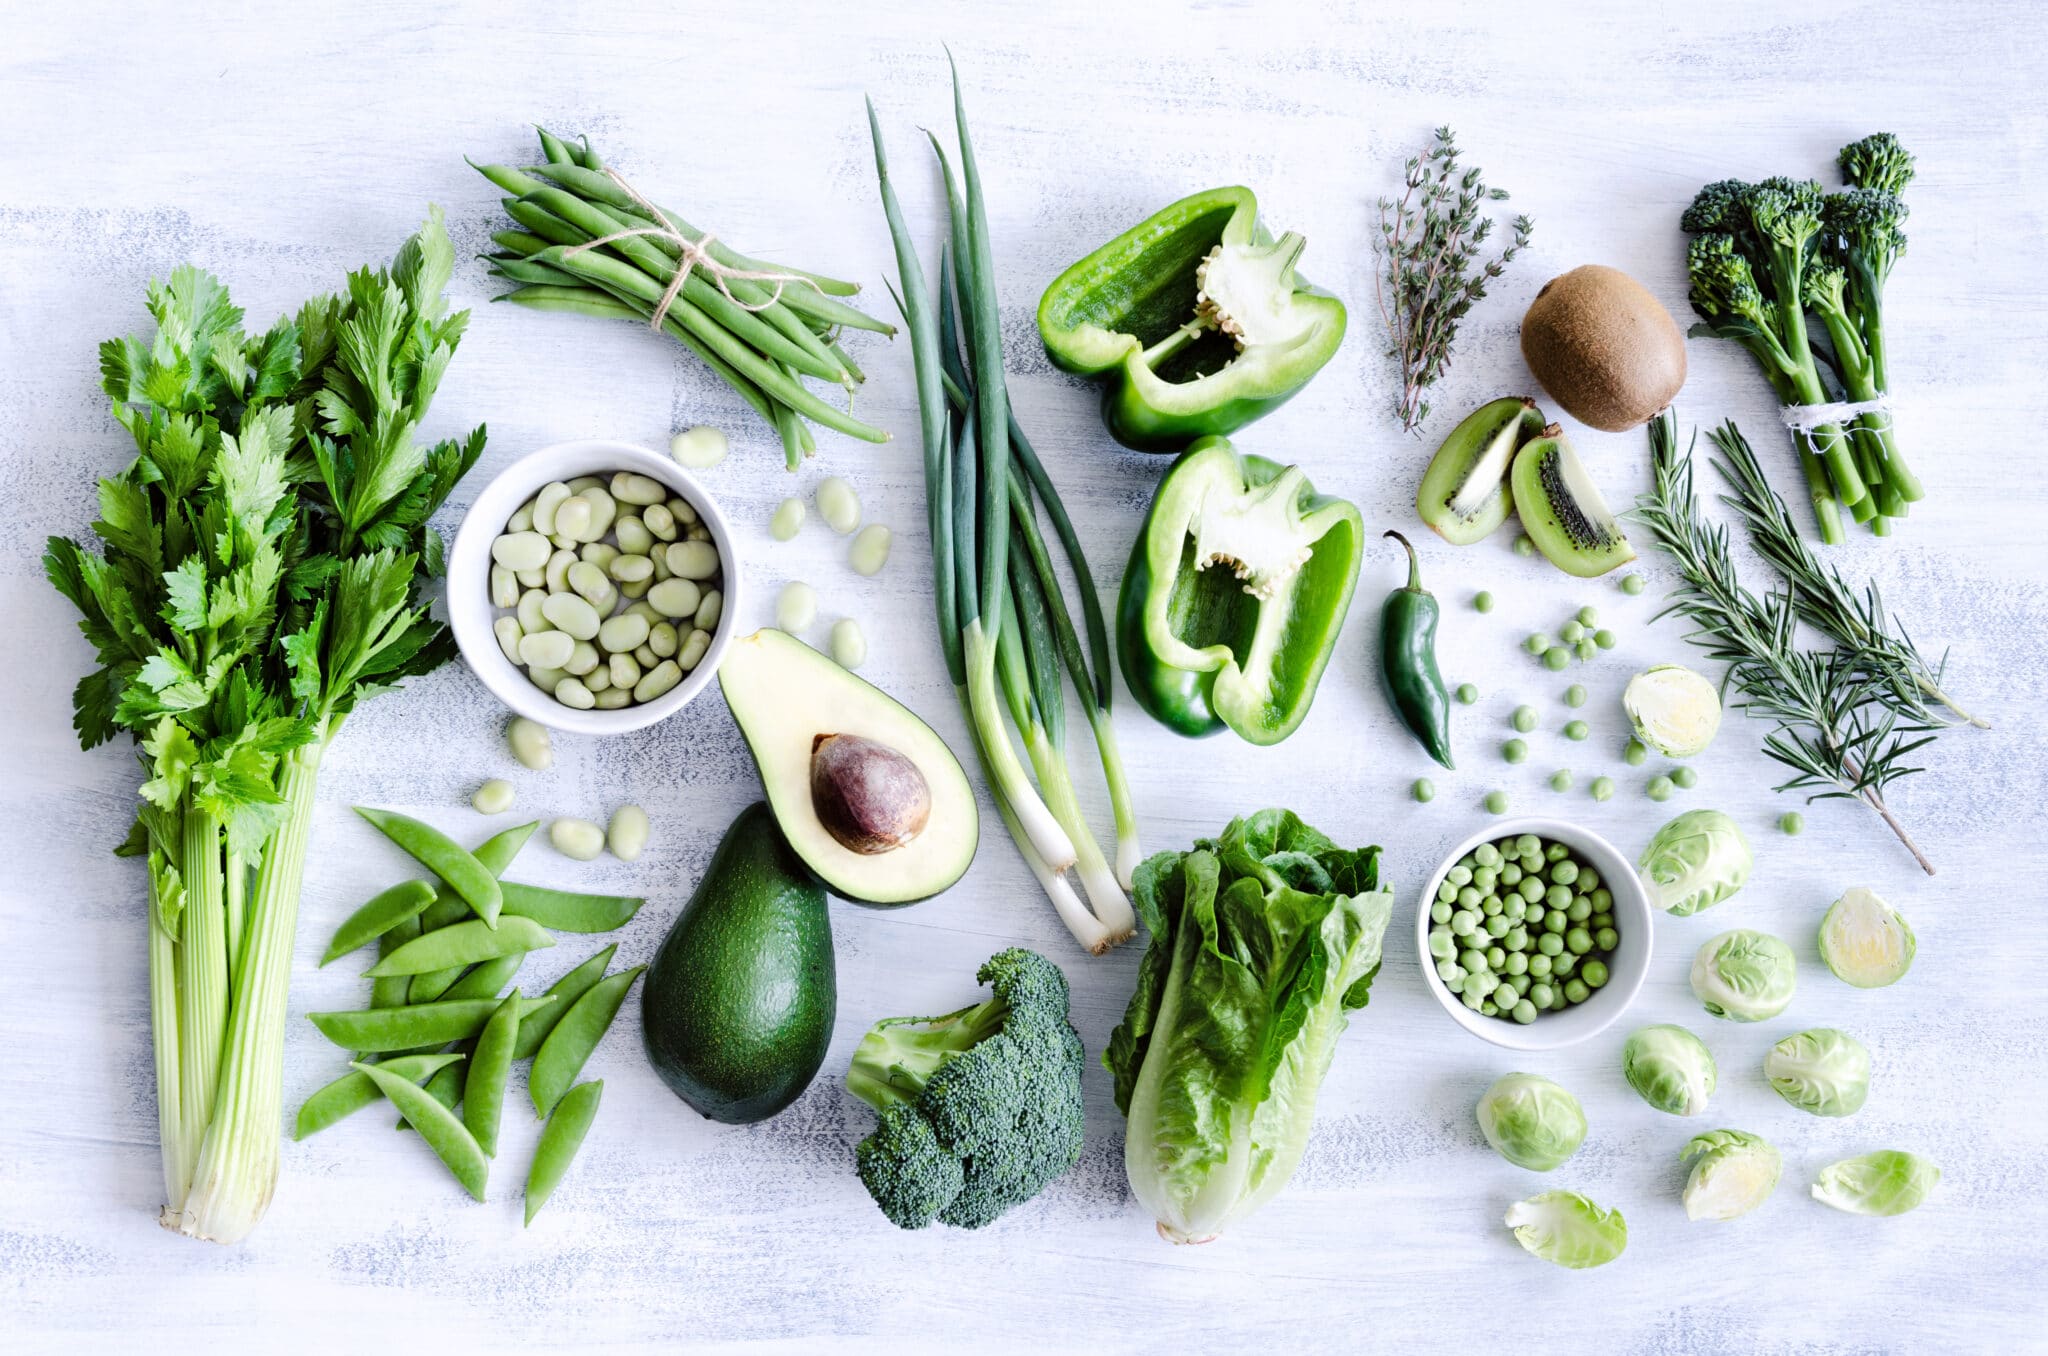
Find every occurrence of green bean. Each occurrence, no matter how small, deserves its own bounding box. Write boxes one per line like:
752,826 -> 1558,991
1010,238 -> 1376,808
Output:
293,1053 -> 465,1140
308,996 -> 556,1053
530,967 -> 645,1118
525,1079 -> 604,1225
368,917 -> 553,978
352,1062 -> 491,1201
354,807 -> 505,928
465,991 -> 523,1158
514,945 -> 618,1059
499,882 -> 644,933
321,880 -> 437,966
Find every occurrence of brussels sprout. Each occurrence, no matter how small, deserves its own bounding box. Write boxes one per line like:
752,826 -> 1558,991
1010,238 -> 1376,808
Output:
1504,1190 -> 1627,1268
1680,1129 -> 1781,1221
1622,1024 -> 1717,1115
1475,1073 -> 1587,1171
1622,663 -> 1722,758
1765,1028 -> 1871,1117
1811,1151 -> 1939,1216
1817,887 -> 1916,988
1638,809 -> 1752,915
1689,929 -> 1796,1022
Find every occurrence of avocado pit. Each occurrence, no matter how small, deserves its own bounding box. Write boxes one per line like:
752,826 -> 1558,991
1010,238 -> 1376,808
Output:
810,733 -> 932,855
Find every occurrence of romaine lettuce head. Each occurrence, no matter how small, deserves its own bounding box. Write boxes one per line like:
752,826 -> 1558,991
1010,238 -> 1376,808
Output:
1638,809 -> 1752,915
1106,809 -> 1391,1244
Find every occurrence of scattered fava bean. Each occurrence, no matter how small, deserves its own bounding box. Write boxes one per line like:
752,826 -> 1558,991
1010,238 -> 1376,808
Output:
1543,646 -> 1571,671
643,502 -> 677,541
648,578 -> 702,619
567,562 -> 615,610
1559,619 -> 1585,644
608,804 -> 650,862
1623,737 -> 1648,766
634,659 -> 683,702
472,778 -> 516,814
1473,590 -> 1494,613
1512,705 -> 1537,732
492,531 -> 552,572
493,616 -> 525,664
550,817 -> 606,861
508,717 -> 552,770
611,472 -> 667,506
554,677 -> 596,710
634,643 -> 658,668
648,621 -> 678,658
584,665 -> 611,692
541,593 -> 601,641
1647,774 -> 1675,802
1549,769 -> 1573,792
849,524 -> 892,577
831,617 -> 867,669
1780,811 -> 1804,835
533,483 -> 572,536
609,653 -> 641,690
563,641 -> 600,676
670,425 -> 728,468
544,548 -> 575,594
777,581 -> 818,632
1455,683 -> 1479,705
599,612 -> 650,654
1564,684 -> 1587,708
1503,738 -> 1528,764
1620,573 -> 1645,595
609,553 -> 653,584
815,476 -> 861,534
1563,720 -> 1589,741
1671,766 -> 1698,789
508,503 -> 535,534
693,589 -> 723,633
553,495 -> 594,543
490,565 -> 519,609
1413,778 -> 1435,803
770,497 -> 805,541
1485,790 -> 1509,814
1594,628 -> 1616,649
667,540 -> 720,580
1513,534 -> 1536,558
520,630 -> 576,669
593,686 -> 631,709
614,514 -> 653,556
677,628 -> 712,671
1523,633 -> 1549,655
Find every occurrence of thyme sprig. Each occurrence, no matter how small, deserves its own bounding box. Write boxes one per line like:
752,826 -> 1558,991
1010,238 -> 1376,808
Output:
1375,127 -> 1531,433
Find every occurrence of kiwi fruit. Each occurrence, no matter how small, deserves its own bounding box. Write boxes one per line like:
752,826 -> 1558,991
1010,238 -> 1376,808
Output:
1520,265 -> 1686,431
1510,426 -> 1636,577
1417,397 -> 1545,544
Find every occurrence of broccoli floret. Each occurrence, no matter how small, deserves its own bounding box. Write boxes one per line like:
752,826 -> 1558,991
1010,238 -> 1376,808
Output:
845,948 -> 1085,1230
1839,133 -> 1916,194
1680,178 -> 1751,235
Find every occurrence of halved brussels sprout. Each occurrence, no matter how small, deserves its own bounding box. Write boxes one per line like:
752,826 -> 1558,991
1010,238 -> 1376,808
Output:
1504,1190 -> 1627,1268
1638,809 -> 1752,915
1765,1027 -> 1871,1117
1811,1151 -> 1939,1216
1680,1129 -> 1781,1221
1622,1024 -> 1716,1115
1689,929 -> 1796,1022
1475,1073 -> 1587,1172
1623,663 -> 1721,757
1817,887 -> 1915,988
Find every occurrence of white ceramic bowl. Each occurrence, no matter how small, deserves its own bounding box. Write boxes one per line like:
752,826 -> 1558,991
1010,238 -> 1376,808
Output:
447,438 -> 742,735
1414,816 -> 1651,1051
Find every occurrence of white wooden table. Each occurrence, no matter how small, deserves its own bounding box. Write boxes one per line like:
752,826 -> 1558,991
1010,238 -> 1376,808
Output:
5,2 -> 2044,1350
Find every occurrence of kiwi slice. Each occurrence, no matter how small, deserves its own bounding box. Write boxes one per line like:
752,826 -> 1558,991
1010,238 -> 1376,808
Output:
1417,397 -> 1545,544
1510,426 -> 1637,577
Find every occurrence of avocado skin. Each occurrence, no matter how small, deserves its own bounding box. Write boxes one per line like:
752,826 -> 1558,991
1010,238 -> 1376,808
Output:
642,802 -> 835,1124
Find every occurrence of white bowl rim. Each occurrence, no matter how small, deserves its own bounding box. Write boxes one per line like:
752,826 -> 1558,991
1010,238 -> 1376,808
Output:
446,437 -> 742,735
1412,815 -> 1652,1051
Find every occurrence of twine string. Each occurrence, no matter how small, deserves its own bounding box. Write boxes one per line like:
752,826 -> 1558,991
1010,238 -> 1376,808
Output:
1781,396 -> 1894,456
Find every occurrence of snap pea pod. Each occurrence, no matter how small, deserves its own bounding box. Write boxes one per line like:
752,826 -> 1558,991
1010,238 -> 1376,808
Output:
355,807 -> 505,927
514,945 -> 617,1059
309,996 -> 556,1053
409,822 -> 538,995
352,1062 -> 491,1202
525,1079 -> 604,1226
321,880 -> 437,965
530,967 -> 644,1118
440,953 -> 526,1003
465,991 -> 523,1158
499,882 -> 645,933
367,915 -> 423,1018
294,1053 -> 465,1140
367,917 -> 553,978
407,1046 -> 470,1129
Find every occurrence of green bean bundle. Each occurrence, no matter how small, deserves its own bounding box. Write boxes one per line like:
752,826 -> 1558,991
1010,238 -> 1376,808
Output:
473,127 -> 895,467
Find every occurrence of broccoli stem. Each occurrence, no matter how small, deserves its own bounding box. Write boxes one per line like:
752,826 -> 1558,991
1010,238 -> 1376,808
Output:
844,998 -> 1010,1112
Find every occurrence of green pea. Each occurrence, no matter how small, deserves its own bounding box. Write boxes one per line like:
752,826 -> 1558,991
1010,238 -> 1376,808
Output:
1458,886 -> 1482,909
1502,738 -> 1528,764
1500,863 -> 1523,887
1576,606 -> 1598,627
1566,927 -> 1594,955
1559,619 -> 1585,644
1623,738 -> 1648,766
354,807 -> 505,928
1511,999 -> 1538,1024
1563,978 -> 1591,1004
1504,952 -> 1529,976
1579,867 -> 1601,891
1473,591 -> 1494,613
1413,777 -> 1436,803
1481,895 -> 1504,918
1504,895 -> 1528,923
1549,769 -> 1573,792
352,1061 -> 490,1200
1780,811 -> 1805,836
1620,573 -> 1645,595
1590,775 -> 1615,802
1553,950 -> 1579,977
1545,883 -> 1572,909
1537,932 -> 1565,957
1513,834 -> 1541,856
1524,633 -> 1550,655
1543,646 -> 1570,671
1592,910 -> 1615,931
1486,914 -> 1511,940
1459,947 -> 1488,974
1574,638 -> 1598,661
1582,960 -> 1610,988
1448,864 -> 1474,886
1562,720 -> 1589,742
1528,953 -> 1554,978
1450,910 -> 1477,937
1508,705 -> 1535,733
1563,684 -> 1587,708
1551,860 -> 1579,886
499,882 -> 646,933
1519,877 -> 1546,904
294,1052 -> 466,1140
1505,925 -> 1529,951
1513,535 -> 1536,558
1430,902 -> 1452,927
1456,683 -> 1480,705
1484,790 -> 1509,814
1475,843 -> 1503,868
1474,865 -> 1499,891
463,990 -> 523,1159
1594,629 -> 1616,649
1671,766 -> 1699,789
1595,926 -> 1619,950
1429,929 -> 1456,960
1592,887 -> 1613,910
530,967 -> 646,1118
308,996 -> 557,1054
1480,1000 -> 1499,1017
1567,896 -> 1593,923
1435,881 -> 1458,905
366,917 -> 554,978
1648,774 -> 1675,801
1486,945 -> 1508,969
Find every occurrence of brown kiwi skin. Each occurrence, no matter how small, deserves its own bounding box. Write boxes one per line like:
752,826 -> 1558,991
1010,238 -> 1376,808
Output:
1520,265 -> 1686,432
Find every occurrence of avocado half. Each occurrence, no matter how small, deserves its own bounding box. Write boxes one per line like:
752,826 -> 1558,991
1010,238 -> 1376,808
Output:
719,628 -> 978,906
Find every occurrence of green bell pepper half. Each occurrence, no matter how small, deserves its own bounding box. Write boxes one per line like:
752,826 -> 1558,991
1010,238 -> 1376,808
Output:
1116,436 -> 1363,744
1037,186 -> 1347,452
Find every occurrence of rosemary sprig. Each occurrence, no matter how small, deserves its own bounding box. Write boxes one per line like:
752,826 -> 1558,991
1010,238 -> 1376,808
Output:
1634,413 -> 1938,874
1708,422 -> 1987,730
1374,127 -> 1531,433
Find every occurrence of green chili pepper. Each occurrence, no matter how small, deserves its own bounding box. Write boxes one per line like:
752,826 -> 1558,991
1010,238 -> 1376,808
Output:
1379,530 -> 1454,768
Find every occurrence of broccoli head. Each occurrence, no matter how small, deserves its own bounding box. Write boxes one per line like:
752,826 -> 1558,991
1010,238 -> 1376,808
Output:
845,948 -> 1085,1230
1838,133 -> 1916,194
1680,178 -> 1752,235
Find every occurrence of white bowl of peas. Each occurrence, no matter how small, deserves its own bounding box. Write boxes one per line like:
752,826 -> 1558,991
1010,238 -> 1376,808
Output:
448,438 -> 741,735
1414,818 -> 1652,1051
